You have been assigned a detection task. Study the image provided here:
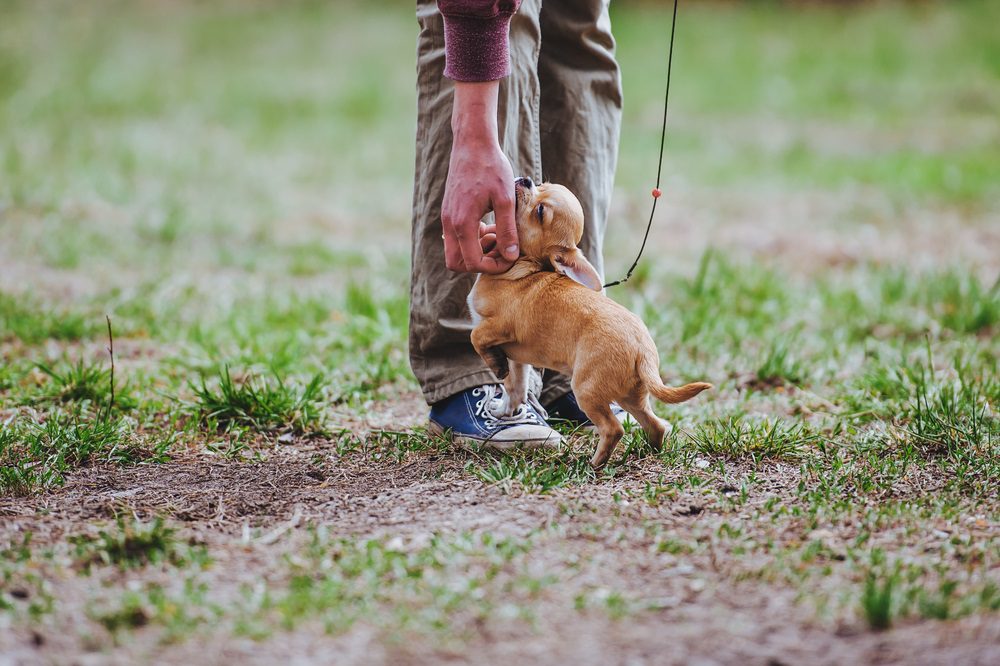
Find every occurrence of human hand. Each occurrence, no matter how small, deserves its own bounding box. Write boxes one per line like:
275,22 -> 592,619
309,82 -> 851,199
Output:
440,81 -> 519,274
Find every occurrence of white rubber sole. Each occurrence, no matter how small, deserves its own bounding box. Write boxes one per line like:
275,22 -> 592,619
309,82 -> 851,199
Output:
428,420 -> 564,450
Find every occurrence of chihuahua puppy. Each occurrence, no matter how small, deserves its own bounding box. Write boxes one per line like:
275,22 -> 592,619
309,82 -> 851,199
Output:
468,177 -> 711,469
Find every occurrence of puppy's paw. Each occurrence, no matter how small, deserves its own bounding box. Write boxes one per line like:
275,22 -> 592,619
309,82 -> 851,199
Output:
589,452 -> 611,470
485,388 -> 523,419
497,392 -> 518,417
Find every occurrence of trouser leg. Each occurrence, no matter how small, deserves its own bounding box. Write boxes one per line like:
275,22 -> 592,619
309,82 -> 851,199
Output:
536,0 -> 623,405
410,0 -> 542,406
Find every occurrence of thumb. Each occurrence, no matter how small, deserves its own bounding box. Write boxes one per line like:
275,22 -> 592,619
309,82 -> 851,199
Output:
493,193 -> 519,261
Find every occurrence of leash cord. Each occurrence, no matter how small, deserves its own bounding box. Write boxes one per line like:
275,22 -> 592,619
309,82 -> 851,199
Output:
603,0 -> 679,289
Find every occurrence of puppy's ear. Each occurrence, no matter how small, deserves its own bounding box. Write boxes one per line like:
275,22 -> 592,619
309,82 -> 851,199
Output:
552,248 -> 602,291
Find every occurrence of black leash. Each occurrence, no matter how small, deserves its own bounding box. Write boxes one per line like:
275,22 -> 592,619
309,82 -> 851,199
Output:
603,0 -> 679,289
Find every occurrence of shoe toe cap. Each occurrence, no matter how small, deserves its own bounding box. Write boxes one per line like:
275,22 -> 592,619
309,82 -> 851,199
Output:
486,424 -> 563,449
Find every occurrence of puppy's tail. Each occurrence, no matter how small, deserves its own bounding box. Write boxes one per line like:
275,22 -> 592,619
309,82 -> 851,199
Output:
650,381 -> 713,404
640,356 -> 712,404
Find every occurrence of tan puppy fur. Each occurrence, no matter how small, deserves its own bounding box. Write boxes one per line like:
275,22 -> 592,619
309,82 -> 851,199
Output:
468,180 -> 711,469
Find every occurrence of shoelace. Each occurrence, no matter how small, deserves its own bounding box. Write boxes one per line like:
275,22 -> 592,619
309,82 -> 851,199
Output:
525,369 -> 549,420
472,379 -> 549,429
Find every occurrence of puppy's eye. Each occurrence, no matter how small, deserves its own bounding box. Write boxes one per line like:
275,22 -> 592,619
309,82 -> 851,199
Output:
536,204 -> 545,223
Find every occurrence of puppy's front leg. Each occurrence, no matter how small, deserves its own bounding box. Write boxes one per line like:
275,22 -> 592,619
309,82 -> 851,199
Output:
471,323 -> 511,380
498,362 -> 530,416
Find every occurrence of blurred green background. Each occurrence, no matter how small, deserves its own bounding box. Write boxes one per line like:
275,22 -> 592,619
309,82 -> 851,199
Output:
0,0 -> 998,394
2,0 -> 997,280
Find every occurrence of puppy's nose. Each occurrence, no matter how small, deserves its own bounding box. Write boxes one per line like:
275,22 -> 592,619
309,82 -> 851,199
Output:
514,176 -> 534,189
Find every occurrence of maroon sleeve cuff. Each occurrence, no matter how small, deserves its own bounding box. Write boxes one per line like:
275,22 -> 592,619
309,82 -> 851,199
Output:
442,13 -> 513,82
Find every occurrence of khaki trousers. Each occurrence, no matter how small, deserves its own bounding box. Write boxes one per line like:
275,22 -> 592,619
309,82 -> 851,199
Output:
410,0 -> 622,405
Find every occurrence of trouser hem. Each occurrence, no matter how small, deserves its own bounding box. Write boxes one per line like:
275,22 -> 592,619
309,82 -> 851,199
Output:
422,369 -> 499,406
540,382 -> 572,406
421,367 -> 574,409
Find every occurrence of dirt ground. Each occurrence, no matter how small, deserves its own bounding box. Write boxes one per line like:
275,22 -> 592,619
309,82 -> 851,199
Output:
3,414 -> 998,665
2,188 -> 999,665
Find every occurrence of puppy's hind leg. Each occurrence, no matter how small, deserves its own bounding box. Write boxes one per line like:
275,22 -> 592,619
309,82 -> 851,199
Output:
619,392 -> 668,454
576,394 -> 625,469
498,362 -> 530,416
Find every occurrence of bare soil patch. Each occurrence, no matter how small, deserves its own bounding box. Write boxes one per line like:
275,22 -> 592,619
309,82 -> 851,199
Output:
3,435 -> 998,665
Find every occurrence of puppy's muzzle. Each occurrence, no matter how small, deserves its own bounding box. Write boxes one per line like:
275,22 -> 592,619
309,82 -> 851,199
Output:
514,176 -> 535,209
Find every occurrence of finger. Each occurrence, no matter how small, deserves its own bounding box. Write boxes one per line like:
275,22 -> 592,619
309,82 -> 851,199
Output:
458,220 -> 512,274
471,254 -> 515,274
456,219 -> 492,273
441,220 -> 467,272
480,232 -> 497,254
492,191 -> 519,261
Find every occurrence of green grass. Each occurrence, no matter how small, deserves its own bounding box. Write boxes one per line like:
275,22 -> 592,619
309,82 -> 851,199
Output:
71,517 -> 208,572
861,569 -> 896,630
684,416 -> 820,462
9,525 -> 548,644
468,451 -> 600,494
91,578 -> 216,641
189,367 -> 326,433
0,535 -> 56,621
855,549 -> 1000,629
253,530 -> 541,637
0,292 -> 98,344
31,357 -> 137,411
754,336 -> 806,388
904,347 -> 996,442
0,415 -> 169,495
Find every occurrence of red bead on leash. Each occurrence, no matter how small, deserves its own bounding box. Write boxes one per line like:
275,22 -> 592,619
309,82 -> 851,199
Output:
652,187 -> 662,199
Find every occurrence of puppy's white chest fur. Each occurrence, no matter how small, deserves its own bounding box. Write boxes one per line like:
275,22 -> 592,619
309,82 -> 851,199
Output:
467,275 -> 483,325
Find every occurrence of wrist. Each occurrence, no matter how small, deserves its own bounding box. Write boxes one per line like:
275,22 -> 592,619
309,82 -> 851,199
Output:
452,81 -> 500,146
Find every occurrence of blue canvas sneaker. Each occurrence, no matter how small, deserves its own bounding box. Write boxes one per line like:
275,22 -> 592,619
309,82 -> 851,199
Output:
544,391 -> 646,431
429,384 -> 562,449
